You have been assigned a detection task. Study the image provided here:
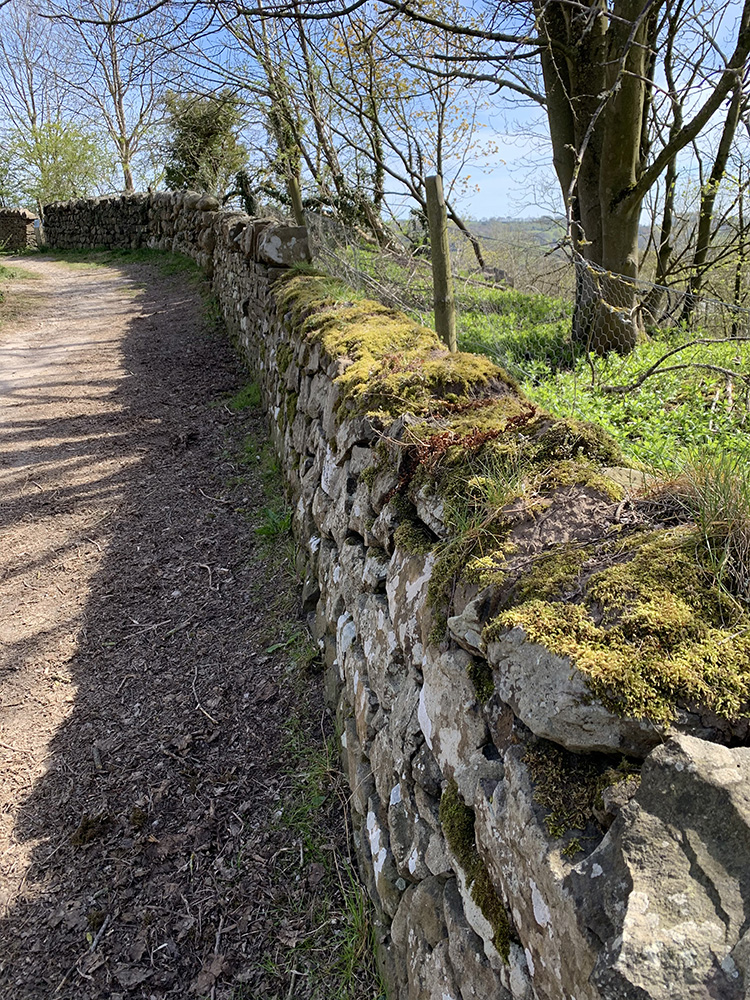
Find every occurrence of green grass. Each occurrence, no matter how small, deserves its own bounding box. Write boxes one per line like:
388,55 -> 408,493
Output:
452,287 -> 750,469
523,332 -> 750,468
271,714 -> 387,999
0,259 -> 41,318
0,260 -> 39,282
228,381 -> 263,411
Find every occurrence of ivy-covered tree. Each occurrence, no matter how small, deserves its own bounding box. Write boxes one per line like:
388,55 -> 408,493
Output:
163,91 -> 248,197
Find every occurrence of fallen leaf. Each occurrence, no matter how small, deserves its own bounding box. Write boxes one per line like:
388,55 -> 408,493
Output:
189,954 -> 226,993
114,965 -> 153,988
253,680 -> 278,703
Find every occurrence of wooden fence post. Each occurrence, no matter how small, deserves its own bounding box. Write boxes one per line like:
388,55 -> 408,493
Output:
425,174 -> 457,352
287,174 -> 305,227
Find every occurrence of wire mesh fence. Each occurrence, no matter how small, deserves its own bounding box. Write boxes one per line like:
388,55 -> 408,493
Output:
306,211 -> 750,468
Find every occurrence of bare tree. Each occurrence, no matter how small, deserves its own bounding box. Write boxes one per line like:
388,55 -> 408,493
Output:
45,0 -> 175,191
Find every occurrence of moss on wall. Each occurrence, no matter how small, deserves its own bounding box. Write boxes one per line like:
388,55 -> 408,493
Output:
440,780 -> 510,960
486,527 -> 750,726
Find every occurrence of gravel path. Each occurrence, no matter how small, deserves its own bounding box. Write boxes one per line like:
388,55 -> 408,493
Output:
0,255 -> 355,999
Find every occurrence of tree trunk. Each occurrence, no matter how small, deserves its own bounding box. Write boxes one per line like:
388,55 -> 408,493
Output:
681,84 -> 743,323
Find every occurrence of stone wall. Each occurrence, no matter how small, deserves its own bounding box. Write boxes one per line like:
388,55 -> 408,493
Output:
0,207 -> 37,250
44,192 -> 750,1000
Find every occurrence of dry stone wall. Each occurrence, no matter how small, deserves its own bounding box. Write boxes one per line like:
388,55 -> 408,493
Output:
44,192 -> 750,1000
0,207 -> 37,250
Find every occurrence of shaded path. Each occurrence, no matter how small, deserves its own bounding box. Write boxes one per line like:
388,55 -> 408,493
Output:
0,256 -> 348,999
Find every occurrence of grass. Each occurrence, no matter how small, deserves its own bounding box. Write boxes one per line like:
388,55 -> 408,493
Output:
41,245 -> 202,277
329,240 -> 750,470
662,450 -> 750,604
222,373 -> 385,999
271,714 -> 387,1000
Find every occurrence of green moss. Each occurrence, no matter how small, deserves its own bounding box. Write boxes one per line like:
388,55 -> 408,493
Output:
463,549 -> 516,589
275,275 -> 515,418
285,391 -> 299,426
514,545 -> 590,603
487,527 -> 750,726
529,417 -> 623,467
523,740 -> 637,841
277,342 -> 295,375
392,496 -> 434,555
440,781 -> 510,960
359,464 -> 377,488
467,658 -> 495,703
539,458 -> 625,502
561,838 -> 583,858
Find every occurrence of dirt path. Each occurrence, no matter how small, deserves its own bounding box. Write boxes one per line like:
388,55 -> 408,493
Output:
0,256 -> 358,999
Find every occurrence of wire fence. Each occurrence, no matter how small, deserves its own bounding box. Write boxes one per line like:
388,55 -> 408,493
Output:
306,211 -> 750,468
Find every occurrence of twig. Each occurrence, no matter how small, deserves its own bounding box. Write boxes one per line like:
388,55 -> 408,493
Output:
209,916 -> 225,1000
54,913 -> 111,994
197,563 -> 218,590
0,740 -> 28,753
89,913 -> 110,951
192,663 -> 218,725
199,488 -> 232,505
286,968 -> 303,1000
163,616 -> 195,639
122,619 -> 171,639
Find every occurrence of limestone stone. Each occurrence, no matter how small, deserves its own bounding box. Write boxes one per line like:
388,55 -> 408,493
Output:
339,536 -> 367,595
447,600 -> 484,655
485,625 -> 663,757
473,748 -> 601,1000
349,480 -> 375,538
362,547 -> 389,592
320,443 -> 347,499
443,879 -> 512,1000
336,416 -> 380,454
364,796 -> 403,918
386,548 -> 436,663
370,503 -> 400,554
568,735 -> 750,1000
411,481 -> 448,539
257,223 -> 310,265
391,877 -> 463,1000
353,593 -> 402,711
418,646 -> 495,802
387,779 -> 432,881
341,718 -> 375,817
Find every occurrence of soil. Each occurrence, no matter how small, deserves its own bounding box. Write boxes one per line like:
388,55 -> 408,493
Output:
0,255 -> 365,999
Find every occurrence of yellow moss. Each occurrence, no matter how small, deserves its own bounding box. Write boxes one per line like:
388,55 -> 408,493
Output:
540,458 -> 625,503
528,416 -> 623,467
464,547 -> 517,588
514,545 -> 590,603
275,275 -> 515,417
486,527 -> 750,725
